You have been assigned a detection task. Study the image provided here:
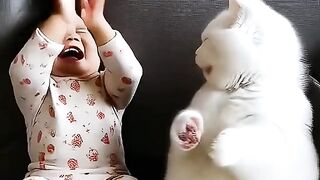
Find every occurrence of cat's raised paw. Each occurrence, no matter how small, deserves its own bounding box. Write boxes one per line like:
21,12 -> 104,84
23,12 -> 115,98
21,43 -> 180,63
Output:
177,120 -> 200,150
170,110 -> 203,151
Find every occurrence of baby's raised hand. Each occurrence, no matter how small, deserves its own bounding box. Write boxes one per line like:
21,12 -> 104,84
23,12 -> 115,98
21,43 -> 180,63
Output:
80,0 -> 114,46
39,0 -> 79,43
80,0 -> 106,31
53,0 -> 78,23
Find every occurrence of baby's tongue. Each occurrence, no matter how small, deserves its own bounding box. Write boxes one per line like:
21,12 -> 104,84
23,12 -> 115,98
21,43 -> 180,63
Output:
59,47 -> 84,60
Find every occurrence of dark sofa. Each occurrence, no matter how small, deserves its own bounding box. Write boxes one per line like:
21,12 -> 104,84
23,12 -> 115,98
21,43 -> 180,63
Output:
0,0 -> 319,179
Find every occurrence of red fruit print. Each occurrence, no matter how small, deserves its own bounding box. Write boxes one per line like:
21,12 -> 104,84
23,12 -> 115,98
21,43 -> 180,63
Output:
121,77 -> 132,85
71,134 -> 83,148
97,111 -> 105,120
87,148 -> 99,162
47,144 -> 55,153
101,133 -> 110,144
25,78 -> 31,84
103,50 -> 113,58
59,95 -> 67,105
37,130 -> 42,143
67,158 -> 79,170
49,105 -> 55,118
86,94 -> 96,106
20,78 -> 31,85
67,112 -> 76,123
13,54 -> 25,65
70,80 -> 80,92
38,152 -> 46,170
39,42 -> 48,50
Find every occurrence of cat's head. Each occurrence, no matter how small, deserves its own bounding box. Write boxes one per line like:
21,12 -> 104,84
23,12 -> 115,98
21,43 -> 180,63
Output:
195,0 -> 303,91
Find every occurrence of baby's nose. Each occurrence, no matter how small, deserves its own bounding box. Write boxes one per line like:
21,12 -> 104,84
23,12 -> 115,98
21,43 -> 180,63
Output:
66,36 -> 80,42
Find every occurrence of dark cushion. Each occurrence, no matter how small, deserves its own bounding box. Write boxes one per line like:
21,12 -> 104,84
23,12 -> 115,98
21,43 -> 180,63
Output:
0,0 -> 319,179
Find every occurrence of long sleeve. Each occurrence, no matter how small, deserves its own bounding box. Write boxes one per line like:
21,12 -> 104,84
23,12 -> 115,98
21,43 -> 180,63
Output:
98,31 -> 143,110
9,28 -> 64,124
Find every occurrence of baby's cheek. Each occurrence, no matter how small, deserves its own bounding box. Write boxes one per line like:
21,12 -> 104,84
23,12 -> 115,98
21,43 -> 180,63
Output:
82,37 -> 98,57
83,47 -> 101,71
81,33 -> 96,48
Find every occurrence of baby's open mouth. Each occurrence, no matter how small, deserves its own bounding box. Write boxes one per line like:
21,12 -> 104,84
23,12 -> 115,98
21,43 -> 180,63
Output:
59,46 -> 84,61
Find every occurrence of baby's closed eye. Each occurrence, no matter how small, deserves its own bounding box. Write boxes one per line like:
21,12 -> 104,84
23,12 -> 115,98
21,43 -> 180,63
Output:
76,28 -> 89,34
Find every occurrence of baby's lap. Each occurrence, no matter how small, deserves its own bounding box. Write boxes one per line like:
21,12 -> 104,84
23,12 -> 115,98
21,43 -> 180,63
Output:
24,175 -> 137,180
23,177 -> 48,180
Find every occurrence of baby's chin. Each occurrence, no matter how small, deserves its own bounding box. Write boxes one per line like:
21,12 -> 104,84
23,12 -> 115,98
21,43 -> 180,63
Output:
55,55 -> 84,68
52,57 -> 99,78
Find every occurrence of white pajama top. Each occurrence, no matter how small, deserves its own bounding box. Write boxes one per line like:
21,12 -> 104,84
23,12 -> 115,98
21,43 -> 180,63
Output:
9,28 -> 142,180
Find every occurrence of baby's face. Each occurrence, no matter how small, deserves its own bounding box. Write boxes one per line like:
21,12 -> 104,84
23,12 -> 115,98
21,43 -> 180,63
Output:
52,17 -> 100,78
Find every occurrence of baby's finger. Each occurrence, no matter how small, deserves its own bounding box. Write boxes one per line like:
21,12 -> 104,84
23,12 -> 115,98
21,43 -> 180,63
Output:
81,0 -> 91,19
81,0 -> 90,10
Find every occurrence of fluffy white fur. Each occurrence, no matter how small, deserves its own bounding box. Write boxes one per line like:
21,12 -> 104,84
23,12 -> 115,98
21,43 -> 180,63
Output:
165,0 -> 319,180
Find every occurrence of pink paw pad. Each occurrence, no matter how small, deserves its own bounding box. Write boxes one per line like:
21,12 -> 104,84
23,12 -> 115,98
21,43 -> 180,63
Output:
177,118 -> 200,150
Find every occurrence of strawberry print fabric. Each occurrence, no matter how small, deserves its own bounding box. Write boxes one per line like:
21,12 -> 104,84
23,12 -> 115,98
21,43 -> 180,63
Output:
9,28 -> 142,180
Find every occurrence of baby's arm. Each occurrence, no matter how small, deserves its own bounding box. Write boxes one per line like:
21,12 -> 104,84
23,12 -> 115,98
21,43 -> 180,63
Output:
98,30 -> 143,110
9,1 -> 76,121
81,0 -> 143,110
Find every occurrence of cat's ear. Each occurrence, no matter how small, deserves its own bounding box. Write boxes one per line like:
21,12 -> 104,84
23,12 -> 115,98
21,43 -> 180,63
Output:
229,0 -> 263,45
228,0 -> 262,28
228,0 -> 241,12
228,0 -> 249,29
229,0 -> 264,11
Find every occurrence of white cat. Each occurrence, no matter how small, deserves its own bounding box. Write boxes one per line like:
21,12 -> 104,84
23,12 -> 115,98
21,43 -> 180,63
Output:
165,0 -> 319,180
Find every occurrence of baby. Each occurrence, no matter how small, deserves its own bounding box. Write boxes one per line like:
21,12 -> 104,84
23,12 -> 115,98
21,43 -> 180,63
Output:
9,0 -> 142,179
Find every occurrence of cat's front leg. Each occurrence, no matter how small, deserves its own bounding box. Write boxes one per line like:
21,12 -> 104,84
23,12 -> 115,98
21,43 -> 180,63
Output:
209,128 -> 248,167
170,109 -> 204,151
